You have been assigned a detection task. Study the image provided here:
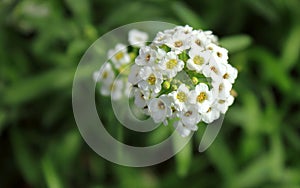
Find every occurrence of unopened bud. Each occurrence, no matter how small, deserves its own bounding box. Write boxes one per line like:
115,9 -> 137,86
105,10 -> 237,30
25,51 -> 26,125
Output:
163,81 -> 171,89
192,77 -> 199,85
171,85 -> 178,90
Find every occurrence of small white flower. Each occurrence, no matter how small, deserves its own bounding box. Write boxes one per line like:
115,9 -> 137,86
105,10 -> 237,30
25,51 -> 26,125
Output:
173,120 -> 195,137
159,52 -> 184,78
190,30 -> 210,50
206,43 -> 228,63
214,95 -> 234,114
169,84 -> 190,111
222,63 -> 238,84
128,64 -> 142,85
201,105 -> 220,124
93,63 -> 115,85
100,83 -> 110,96
202,57 -> 226,81
156,47 -> 167,60
186,48 -> 211,73
212,80 -> 232,99
100,79 -> 124,100
203,30 -> 218,44
135,46 -> 157,66
174,25 -> 193,34
165,30 -> 191,53
148,95 -> 172,123
138,66 -> 163,93
108,43 -> 130,68
179,105 -> 201,128
134,89 -> 148,108
189,83 -> 212,113
128,29 -> 149,48
152,31 -> 171,46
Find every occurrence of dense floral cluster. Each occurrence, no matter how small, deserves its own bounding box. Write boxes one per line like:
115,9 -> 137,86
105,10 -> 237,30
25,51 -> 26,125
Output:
128,25 -> 238,137
94,25 -> 238,137
93,29 -> 149,100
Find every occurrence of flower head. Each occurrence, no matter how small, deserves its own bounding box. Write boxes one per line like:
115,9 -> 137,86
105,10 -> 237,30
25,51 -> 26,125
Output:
169,84 -> 190,111
159,52 -> 184,78
108,43 -> 130,68
129,25 -> 238,137
138,66 -> 163,94
95,25 -> 238,138
128,29 -> 149,48
189,83 -> 212,113
93,63 -> 115,85
148,95 -> 172,123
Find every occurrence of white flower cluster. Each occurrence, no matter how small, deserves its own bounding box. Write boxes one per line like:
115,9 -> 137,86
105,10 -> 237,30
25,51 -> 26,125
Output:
128,25 -> 238,137
94,29 -> 149,100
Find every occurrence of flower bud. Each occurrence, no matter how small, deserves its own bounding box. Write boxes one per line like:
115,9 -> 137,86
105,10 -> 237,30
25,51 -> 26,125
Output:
163,81 -> 171,89
192,77 -> 199,85
171,85 -> 178,91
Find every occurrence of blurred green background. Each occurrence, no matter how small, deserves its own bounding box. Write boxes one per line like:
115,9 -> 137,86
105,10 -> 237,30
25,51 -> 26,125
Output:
1,0 -> 300,187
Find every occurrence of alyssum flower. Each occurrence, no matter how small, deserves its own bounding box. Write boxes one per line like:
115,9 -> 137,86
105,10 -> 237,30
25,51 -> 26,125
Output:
94,29 -> 149,100
128,25 -> 238,137
94,25 -> 238,138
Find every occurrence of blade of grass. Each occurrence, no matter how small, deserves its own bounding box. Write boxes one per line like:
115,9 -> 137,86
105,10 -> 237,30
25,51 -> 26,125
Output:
219,35 -> 252,53
41,156 -> 63,188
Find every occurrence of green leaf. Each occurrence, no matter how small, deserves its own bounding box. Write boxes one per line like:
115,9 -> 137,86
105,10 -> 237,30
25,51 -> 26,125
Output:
219,35 -> 252,53
64,0 -> 91,25
3,68 -> 75,105
0,110 -> 6,134
233,156 -> 270,187
10,128 -> 40,186
54,130 -> 82,167
281,25 -> 300,70
249,47 -> 292,92
243,0 -> 278,23
42,156 -> 63,188
207,136 -> 236,183
269,133 -> 284,181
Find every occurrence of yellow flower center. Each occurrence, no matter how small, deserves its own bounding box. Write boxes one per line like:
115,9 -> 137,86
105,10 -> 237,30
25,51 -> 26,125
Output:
210,66 -> 218,74
174,41 -> 183,47
184,111 -> 193,117
217,51 -> 222,58
176,92 -> 187,102
115,52 -> 124,60
102,71 -> 108,79
223,73 -> 229,79
218,100 -> 225,104
219,84 -> 224,92
195,39 -> 201,46
147,74 -> 156,85
207,107 -> 211,113
146,54 -> 151,62
158,101 -> 165,110
193,55 -> 204,65
166,59 -> 178,69
196,92 -> 207,103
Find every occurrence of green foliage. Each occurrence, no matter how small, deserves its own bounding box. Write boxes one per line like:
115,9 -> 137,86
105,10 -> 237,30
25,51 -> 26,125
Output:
1,0 -> 300,187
